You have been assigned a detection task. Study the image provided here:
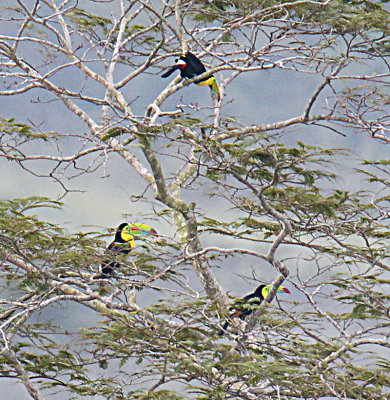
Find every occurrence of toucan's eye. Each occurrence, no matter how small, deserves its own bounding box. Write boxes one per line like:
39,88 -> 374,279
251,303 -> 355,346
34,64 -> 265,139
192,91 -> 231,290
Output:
175,59 -> 179,62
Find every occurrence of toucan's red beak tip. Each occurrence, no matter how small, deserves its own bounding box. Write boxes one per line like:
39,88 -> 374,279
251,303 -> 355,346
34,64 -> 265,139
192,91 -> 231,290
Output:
283,287 -> 291,294
151,228 -> 158,237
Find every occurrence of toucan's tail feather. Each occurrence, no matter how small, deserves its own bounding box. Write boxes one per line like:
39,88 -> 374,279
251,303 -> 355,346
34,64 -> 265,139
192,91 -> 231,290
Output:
210,78 -> 221,102
218,320 -> 230,336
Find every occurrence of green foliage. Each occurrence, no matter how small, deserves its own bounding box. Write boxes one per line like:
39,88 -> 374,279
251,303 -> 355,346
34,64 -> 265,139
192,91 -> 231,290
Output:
66,8 -> 111,30
135,391 -> 183,399
192,0 -> 390,32
0,118 -> 49,140
301,0 -> 390,33
101,127 -> 129,141
0,156 -> 389,397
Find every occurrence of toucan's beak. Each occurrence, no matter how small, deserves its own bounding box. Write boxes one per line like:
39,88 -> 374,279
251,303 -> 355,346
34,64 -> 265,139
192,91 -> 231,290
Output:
129,223 -> 158,237
279,286 -> 291,294
161,65 -> 181,78
149,228 -> 158,237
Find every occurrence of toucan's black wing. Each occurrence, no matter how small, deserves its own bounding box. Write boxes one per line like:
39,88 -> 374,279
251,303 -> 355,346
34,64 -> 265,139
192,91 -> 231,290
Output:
99,241 -> 132,275
185,52 -> 206,75
161,65 -> 180,78
218,299 -> 244,335
107,241 -> 132,255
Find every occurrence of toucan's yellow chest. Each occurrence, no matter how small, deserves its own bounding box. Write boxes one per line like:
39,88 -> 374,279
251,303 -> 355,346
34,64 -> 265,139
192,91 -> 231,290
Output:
120,231 -> 135,248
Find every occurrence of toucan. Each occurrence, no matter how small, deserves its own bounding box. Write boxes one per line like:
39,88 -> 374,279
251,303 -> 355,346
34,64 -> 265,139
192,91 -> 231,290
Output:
100,222 -> 158,275
218,284 -> 290,335
161,51 -> 221,101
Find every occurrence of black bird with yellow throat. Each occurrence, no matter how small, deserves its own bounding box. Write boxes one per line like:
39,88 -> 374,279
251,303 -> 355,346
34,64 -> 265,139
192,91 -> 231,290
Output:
100,222 -> 158,276
162,51 -> 221,101
218,283 -> 290,335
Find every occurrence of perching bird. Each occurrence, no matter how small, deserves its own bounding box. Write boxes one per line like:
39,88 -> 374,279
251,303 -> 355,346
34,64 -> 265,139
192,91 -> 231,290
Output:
161,51 -> 221,101
100,222 -> 158,275
218,284 -> 290,335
